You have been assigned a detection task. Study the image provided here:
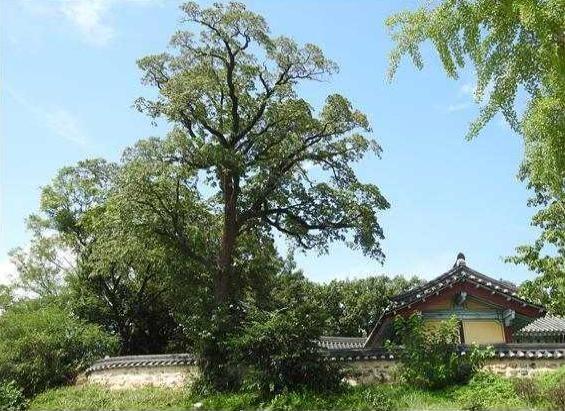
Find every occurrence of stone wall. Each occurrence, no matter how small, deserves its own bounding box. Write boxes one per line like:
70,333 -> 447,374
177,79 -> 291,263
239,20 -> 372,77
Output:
343,360 -> 397,385
344,358 -> 565,384
82,353 -> 199,390
484,358 -> 565,378
82,358 -> 564,389
82,348 -> 565,389
84,365 -> 199,389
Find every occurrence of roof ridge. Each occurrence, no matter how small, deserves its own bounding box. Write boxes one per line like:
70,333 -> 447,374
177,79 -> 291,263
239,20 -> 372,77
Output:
391,265 -> 461,301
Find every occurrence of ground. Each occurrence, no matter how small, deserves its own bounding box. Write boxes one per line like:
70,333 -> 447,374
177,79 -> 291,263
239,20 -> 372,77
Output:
28,370 -> 565,411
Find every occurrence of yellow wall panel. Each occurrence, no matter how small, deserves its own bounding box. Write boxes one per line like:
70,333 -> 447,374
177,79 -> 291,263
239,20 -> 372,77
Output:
463,320 -> 504,344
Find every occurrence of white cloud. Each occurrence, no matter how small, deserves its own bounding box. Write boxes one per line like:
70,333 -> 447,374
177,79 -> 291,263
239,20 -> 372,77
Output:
6,86 -> 89,147
44,107 -> 88,146
446,102 -> 470,113
60,0 -> 115,47
0,258 -> 17,286
459,82 -> 476,98
15,0 -> 161,47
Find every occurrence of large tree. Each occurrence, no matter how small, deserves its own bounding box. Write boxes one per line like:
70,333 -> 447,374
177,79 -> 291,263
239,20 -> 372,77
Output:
25,158 -> 208,354
386,0 -> 564,313
135,3 -> 388,310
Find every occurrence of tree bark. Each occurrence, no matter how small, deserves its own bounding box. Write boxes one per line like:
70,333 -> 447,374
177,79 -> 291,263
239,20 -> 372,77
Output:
215,170 -> 239,304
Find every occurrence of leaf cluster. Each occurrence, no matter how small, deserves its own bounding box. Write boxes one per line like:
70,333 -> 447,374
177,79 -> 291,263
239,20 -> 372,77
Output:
386,313 -> 493,389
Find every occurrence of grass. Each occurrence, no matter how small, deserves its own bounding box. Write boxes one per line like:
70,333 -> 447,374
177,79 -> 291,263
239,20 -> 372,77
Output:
28,369 -> 565,411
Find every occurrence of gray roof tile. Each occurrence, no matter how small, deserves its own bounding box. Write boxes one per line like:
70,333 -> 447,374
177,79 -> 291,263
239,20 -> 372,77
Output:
518,316 -> 565,335
318,336 -> 366,350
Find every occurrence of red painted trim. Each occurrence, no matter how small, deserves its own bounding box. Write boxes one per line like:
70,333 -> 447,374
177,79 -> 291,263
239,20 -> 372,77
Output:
504,326 -> 513,343
392,282 -> 542,318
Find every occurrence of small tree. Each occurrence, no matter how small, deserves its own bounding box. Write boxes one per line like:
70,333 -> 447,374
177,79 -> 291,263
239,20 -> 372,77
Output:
232,304 -> 342,397
386,313 -> 492,389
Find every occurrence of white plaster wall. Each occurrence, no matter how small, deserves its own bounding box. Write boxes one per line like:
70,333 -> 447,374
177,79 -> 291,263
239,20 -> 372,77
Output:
82,359 -> 564,389
85,365 -> 199,389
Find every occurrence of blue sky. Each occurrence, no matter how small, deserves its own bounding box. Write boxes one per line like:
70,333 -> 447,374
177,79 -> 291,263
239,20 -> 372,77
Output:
1,0 -> 538,285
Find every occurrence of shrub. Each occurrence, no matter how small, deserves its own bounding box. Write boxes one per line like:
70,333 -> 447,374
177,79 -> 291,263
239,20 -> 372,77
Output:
536,367 -> 565,410
513,377 -> 540,404
0,299 -> 118,397
0,381 -> 26,411
386,313 -> 493,389
456,372 -> 525,410
344,386 -> 397,411
231,303 -> 343,397
548,382 -> 565,411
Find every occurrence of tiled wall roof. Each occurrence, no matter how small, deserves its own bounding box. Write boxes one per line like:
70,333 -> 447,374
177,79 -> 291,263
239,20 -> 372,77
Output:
318,336 -> 366,350
518,316 -> 565,335
86,353 -> 196,374
325,343 -> 565,362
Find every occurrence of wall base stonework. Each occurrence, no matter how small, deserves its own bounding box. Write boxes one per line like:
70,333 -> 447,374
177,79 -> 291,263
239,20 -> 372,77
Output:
84,365 -> 199,389
344,361 -> 397,385
343,359 -> 565,384
484,359 -> 565,378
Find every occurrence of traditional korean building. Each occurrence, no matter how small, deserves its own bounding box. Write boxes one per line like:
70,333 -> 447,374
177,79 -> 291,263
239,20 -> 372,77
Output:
318,253 -> 565,355
364,253 -> 547,347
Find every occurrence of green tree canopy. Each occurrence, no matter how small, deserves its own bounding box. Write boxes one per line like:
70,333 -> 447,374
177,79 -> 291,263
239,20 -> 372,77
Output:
387,0 -> 564,314
316,275 -> 423,337
135,1 -> 389,307
387,0 -> 564,192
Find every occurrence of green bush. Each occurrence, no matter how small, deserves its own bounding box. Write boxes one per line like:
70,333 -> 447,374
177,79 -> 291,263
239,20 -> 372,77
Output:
456,372 -> 525,410
0,381 -> 26,411
535,367 -> 565,410
232,303 -> 343,396
386,313 -> 493,389
0,299 -> 118,397
513,377 -> 540,404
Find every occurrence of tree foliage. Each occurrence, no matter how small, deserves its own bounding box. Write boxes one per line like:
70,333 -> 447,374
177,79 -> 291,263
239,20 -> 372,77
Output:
135,1 -> 389,308
387,0 -> 565,312
9,225 -> 71,298
386,313 -> 492,389
387,0 -> 564,180
131,1 -> 390,386
316,275 -> 423,337
509,187 -> 565,314
0,299 -> 118,397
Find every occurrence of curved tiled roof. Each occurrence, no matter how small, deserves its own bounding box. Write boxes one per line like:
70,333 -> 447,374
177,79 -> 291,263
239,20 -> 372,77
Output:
518,316 -> 565,335
85,353 -> 197,374
325,343 -> 565,362
385,264 -> 536,313
318,336 -> 366,350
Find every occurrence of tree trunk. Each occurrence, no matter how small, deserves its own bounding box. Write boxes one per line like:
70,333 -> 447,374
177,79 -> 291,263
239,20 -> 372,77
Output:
215,171 -> 238,304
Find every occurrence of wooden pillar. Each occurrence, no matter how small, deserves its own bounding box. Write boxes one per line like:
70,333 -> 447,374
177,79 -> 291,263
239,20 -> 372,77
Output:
504,326 -> 513,343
